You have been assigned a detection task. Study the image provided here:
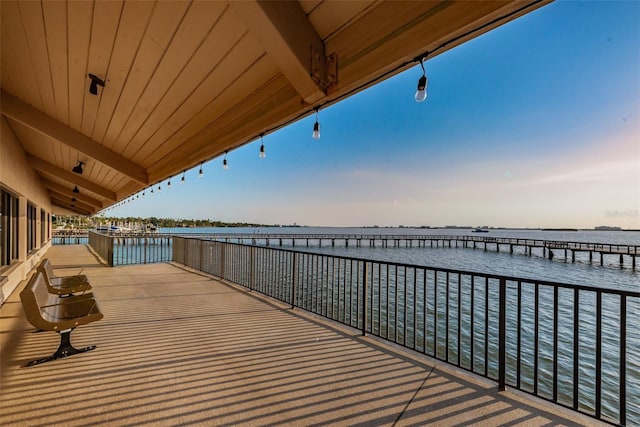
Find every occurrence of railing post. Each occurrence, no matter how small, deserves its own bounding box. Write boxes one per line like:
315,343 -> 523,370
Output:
291,252 -> 298,308
498,277 -> 507,391
362,261 -> 368,336
620,295 -> 627,426
108,236 -> 114,267
221,243 -> 226,279
250,246 -> 255,292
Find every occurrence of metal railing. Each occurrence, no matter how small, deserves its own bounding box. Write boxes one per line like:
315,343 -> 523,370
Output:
52,230 -> 89,245
173,236 -> 639,426
88,231 -> 172,266
88,231 -> 113,265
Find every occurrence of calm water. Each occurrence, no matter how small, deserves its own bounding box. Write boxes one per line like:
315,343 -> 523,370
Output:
162,227 -> 639,291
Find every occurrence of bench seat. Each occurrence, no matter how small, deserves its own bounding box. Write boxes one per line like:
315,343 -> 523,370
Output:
37,258 -> 92,296
20,272 -> 103,366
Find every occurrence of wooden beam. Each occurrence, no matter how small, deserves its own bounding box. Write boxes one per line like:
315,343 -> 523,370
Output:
49,191 -> 96,214
230,0 -> 328,103
42,179 -> 104,208
51,198 -> 93,216
0,91 -> 149,185
27,154 -> 117,201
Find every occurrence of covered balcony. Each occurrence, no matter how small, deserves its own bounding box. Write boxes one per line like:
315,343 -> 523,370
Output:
1,244 -> 596,426
3,1 -> 636,425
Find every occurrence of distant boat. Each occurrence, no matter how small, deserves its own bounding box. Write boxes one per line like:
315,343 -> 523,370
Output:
95,225 -> 120,233
472,228 -> 489,233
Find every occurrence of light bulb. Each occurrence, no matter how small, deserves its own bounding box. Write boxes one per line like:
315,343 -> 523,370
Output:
259,143 -> 266,158
198,163 -> 204,178
415,75 -> 427,102
223,158 -> 229,170
313,121 -> 320,140
157,185 -> 162,193
150,188 -> 154,195
167,180 -> 171,189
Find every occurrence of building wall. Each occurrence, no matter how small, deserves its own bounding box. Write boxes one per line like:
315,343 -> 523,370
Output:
0,117 -> 52,305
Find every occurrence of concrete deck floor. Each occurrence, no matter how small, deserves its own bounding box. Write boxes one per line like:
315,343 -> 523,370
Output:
0,245 -> 602,426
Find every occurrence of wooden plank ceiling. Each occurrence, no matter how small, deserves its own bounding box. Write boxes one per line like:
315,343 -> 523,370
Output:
0,0 -> 551,215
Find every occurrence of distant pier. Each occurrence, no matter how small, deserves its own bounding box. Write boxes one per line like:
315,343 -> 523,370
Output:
201,233 -> 639,270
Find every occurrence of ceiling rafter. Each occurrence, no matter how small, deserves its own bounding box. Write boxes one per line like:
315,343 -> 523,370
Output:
27,154 -> 117,201
0,91 -> 149,185
42,179 -> 104,208
49,190 -> 96,214
230,0 -> 330,104
51,199 -> 93,216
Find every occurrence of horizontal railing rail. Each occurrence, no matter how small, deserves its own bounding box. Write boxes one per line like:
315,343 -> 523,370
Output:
173,236 -> 639,426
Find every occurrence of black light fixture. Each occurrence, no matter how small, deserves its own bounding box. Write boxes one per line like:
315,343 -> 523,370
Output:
198,162 -> 204,178
72,186 -> 80,194
223,152 -> 229,170
312,108 -> 320,140
259,134 -> 266,158
88,73 -> 105,95
72,161 -> 84,174
415,57 -> 427,102
71,197 -> 77,202
181,170 -> 186,184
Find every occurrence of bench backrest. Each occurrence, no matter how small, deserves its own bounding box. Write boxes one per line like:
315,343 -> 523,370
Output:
36,260 -> 57,291
37,258 -> 55,280
20,272 -> 55,331
36,259 -> 91,295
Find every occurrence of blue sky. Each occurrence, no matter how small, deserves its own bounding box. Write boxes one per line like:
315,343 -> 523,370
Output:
110,1 -> 640,229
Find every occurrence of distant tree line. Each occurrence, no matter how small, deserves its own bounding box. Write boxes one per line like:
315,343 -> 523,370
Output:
53,215 -> 269,229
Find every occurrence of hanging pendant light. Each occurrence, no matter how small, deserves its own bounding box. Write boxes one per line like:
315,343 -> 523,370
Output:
415,57 -> 428,102
312,108 -> 320,140
259,134 -> 266,158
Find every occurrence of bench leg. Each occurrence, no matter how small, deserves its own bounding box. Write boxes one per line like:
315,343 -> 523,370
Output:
25,330 -> 97,367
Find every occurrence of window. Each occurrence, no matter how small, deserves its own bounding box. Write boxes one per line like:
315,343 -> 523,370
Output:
27,202 -> 36,253
1,188 -> 19,267
41,209 -> 46,244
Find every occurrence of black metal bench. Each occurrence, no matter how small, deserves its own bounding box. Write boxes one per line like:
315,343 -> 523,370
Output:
20,271 -> 103,367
